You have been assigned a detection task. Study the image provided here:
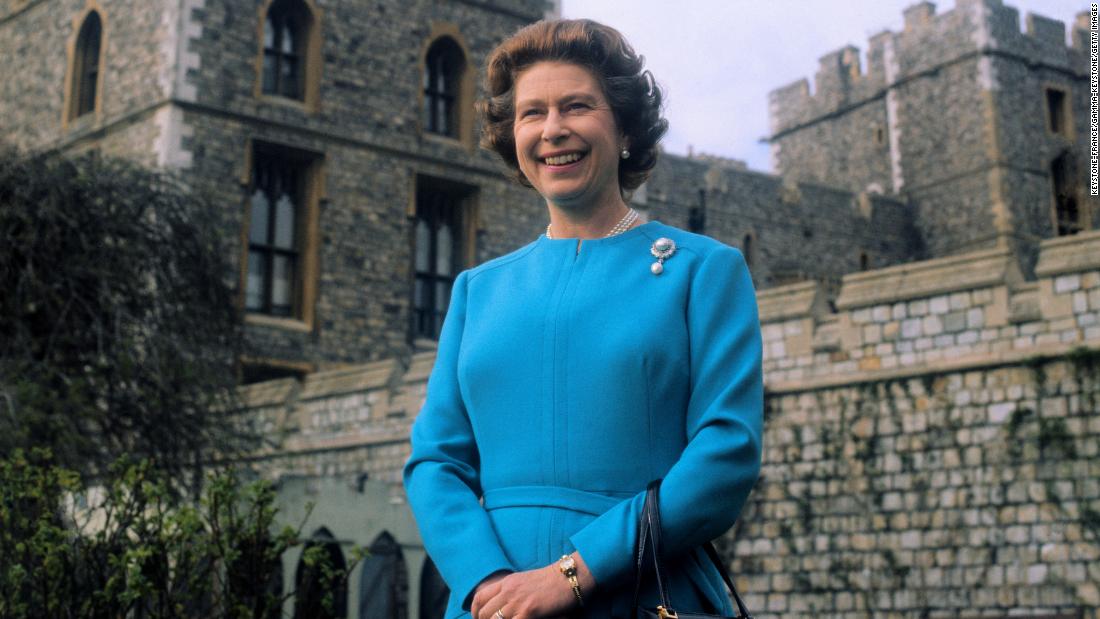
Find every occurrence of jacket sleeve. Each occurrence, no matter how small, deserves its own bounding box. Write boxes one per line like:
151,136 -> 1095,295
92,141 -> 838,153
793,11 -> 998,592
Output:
568,244 -> 763,590
402,269 -> 516,611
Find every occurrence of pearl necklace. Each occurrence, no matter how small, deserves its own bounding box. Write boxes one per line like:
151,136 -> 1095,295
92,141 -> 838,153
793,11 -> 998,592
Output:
546,207 -> 639,240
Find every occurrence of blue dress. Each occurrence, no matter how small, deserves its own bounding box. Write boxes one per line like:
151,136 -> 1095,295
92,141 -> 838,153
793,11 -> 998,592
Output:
403,220 -> 763,618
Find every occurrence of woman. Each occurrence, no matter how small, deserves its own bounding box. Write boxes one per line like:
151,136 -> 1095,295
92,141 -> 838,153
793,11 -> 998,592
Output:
403,19 -> 763,619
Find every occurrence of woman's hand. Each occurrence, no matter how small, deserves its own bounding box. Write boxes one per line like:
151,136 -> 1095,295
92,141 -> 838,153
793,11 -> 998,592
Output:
470,560 -> 586,619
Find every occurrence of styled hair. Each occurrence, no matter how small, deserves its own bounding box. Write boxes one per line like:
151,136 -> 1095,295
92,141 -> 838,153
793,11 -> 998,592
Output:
477,19 -> 668,193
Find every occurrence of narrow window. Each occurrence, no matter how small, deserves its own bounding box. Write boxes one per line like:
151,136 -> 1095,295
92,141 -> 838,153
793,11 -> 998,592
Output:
1051,151 -> 1081,236
419,556 -> 449,619
423,38 -> 465,137
247,151 -> 303,316
1045,88 -> 1068,137
413,178 -> 471,340
72,11 -> 103,119
742,234 -> 754,268
688,189 -> 706,233
263,0 -> 307,99
294,528 -> 347,619
860,251 -> 870,271
357,532 -> 408,619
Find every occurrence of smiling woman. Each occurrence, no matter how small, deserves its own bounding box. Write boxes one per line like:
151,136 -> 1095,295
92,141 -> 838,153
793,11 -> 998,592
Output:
511,61 -> 625,216
403,18 -> 763,619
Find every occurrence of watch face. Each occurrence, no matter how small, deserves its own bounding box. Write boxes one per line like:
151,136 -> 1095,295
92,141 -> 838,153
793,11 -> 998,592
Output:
560,556 -> 575,571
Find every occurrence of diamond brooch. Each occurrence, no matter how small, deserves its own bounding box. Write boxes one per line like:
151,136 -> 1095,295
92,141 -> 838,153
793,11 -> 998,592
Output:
650,237 -> 676,275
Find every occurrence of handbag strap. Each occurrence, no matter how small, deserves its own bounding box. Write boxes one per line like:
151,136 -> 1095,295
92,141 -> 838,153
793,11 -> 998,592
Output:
631,478 -> 753,619
632,479 -> 673,611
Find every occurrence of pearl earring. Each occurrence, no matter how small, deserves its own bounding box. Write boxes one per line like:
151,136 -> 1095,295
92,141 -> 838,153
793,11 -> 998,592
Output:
620,148 -> 630,159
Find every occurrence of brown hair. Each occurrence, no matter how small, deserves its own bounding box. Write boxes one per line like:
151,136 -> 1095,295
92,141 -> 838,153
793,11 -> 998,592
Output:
477,19 -> 668,193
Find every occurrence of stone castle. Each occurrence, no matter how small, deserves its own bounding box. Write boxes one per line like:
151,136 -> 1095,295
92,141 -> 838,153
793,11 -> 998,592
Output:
1,0 -> 1097,617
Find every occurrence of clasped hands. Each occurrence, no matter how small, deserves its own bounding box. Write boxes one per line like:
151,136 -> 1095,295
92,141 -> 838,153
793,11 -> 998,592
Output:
470,552 -> 596,619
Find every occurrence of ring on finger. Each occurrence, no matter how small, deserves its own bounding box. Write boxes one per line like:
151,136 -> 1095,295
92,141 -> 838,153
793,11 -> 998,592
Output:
494,610 -> 505,619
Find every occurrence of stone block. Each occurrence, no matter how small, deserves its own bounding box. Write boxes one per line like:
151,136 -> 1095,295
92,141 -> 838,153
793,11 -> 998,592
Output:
1055,274 -> 1081,293
1074,291 -> 1089,313
902,318 -> 923,338
929,295 -> 950,314
1039,278 -> 1075,319
943,311 -> 966,332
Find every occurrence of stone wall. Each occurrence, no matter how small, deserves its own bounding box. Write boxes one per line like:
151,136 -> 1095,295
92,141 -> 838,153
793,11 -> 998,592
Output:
1,0 -> 553,373
644,153 -> 920,290
242,229 -> 1100,617
0,0 -> 174,158
768,0 -> 1098,263
740,229 -> 1100,618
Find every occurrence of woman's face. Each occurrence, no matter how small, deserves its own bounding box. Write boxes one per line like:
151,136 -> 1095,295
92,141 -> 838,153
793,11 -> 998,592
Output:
512,61 -> 626,210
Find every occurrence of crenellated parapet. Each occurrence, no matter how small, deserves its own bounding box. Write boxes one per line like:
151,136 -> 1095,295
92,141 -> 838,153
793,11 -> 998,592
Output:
758,229 -> 1100,388
768,0 -> 1091,139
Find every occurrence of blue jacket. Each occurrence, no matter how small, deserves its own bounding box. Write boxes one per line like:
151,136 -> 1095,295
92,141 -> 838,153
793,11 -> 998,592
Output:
403,220 -> 763,618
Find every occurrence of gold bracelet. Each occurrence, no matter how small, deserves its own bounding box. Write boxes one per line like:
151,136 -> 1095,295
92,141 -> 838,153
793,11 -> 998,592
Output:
557,554 -> 584,606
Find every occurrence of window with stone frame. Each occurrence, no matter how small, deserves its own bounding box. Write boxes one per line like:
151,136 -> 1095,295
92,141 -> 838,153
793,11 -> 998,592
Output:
689,189 -> 707,234
245,148 -> 313,317
294,527 -> 347,619
1050,150 -> 1081,236
422,37 -> 466,138
70,10 -> 103,120
1044,87 -> 1071,139
413,177 -> 474,341
742,233 -> 755,268
419,556 -> 448,619
262,0 -> 310,99
357,531 -> 408,619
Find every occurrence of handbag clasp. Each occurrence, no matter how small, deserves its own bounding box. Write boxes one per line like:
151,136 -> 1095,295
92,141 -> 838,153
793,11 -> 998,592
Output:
657,606 -> 678,619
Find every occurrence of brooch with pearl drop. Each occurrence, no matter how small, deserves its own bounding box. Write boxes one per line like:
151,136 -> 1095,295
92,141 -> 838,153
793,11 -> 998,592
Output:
650,237 -> 676,275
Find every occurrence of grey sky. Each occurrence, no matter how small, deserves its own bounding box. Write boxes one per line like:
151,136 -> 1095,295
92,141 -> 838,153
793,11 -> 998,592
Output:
560,1 -> 1089,174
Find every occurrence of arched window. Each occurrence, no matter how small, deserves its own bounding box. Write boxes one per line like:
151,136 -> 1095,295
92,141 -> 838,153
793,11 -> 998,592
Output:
262,0 -> 311,99
742,233 -> 754,268
70,11 -> 103,119
358,531 -> 409,619
423,37 -> 465,138
418,556 -> 448,619
294,527 -> 347,619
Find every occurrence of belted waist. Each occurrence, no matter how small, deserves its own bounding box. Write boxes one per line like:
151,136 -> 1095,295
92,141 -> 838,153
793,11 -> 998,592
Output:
481,485 -> 635,516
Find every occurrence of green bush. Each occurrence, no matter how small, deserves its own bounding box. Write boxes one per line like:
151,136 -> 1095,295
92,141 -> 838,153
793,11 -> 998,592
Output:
0,148 -> 250,481
0,448 -> 360,619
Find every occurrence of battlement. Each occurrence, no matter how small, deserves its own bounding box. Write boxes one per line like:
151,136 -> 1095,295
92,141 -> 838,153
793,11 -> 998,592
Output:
769,0 -> 1089,137
757,229 -> 1100,388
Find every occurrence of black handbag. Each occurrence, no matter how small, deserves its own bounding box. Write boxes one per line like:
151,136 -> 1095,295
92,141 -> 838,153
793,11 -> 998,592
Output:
630,479 -> 753,619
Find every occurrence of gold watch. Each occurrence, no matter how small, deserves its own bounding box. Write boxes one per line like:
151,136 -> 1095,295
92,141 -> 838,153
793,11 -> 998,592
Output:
557,554 -> 584,606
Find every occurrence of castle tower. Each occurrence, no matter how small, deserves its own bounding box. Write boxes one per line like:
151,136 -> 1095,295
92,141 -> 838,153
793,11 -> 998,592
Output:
0,0 -> 548,381
767,0 -> 1096,269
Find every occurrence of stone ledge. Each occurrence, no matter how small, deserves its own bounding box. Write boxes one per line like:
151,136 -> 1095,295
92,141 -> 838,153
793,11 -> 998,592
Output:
835,247 -> 1022,310
238,377 -> 299,408
1034,229 -> 1100,277
758,280 -> 829,322
766,339 -> 1100,394
297,359 -> 397,400
261,431 -> 410,458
